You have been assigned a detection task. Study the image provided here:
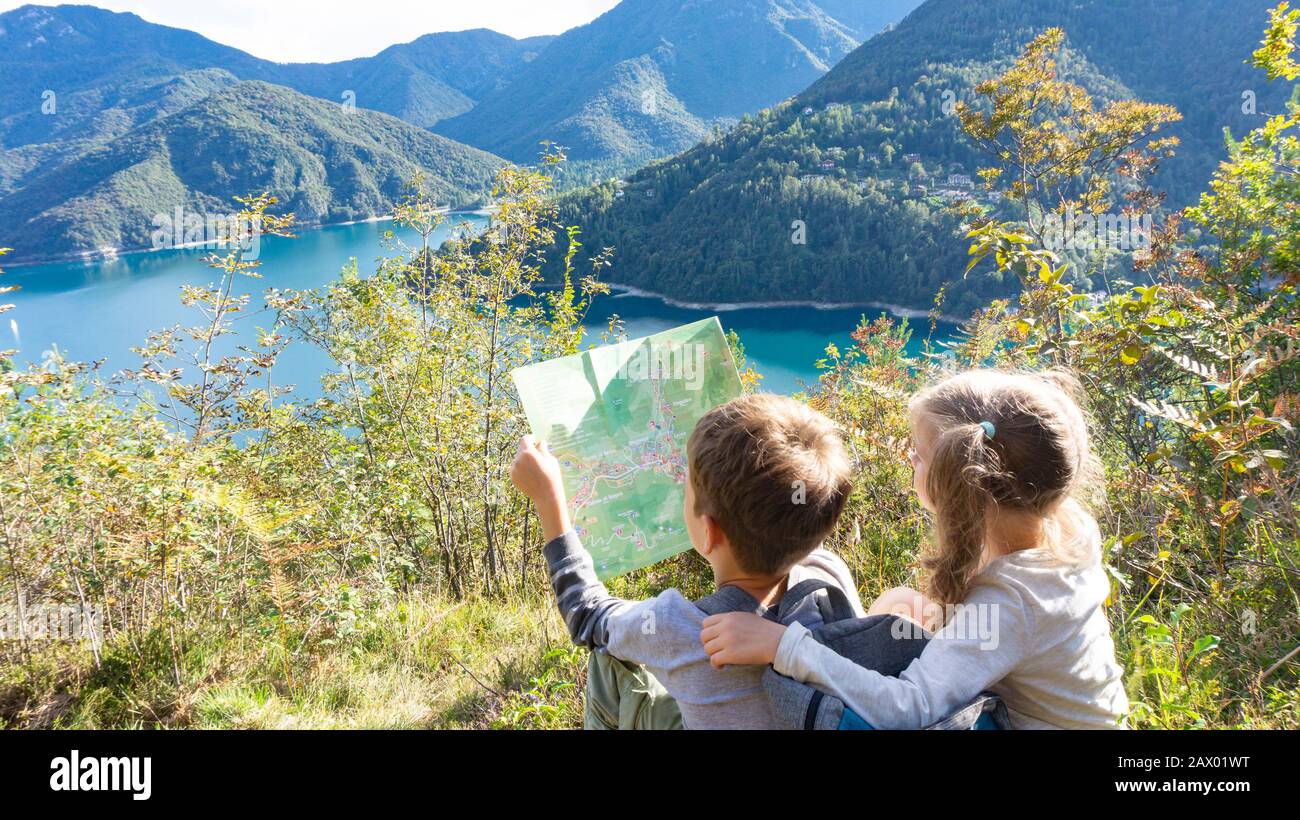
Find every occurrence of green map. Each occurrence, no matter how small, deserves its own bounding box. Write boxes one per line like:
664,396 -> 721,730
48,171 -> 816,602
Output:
511,318 -> 743,580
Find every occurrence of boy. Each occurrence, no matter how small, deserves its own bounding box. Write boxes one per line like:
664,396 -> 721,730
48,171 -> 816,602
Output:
510,393 -> 862,729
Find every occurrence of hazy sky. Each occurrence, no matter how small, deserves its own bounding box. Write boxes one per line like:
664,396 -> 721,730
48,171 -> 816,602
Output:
0,0 -> 622,62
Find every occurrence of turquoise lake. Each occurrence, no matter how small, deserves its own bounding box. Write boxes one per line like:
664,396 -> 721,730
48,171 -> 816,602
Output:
3,217 -> 958,396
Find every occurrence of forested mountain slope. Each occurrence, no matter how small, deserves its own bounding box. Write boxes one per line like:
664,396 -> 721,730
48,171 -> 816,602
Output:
0,82 -> 504,261
549,0 -> 1294,314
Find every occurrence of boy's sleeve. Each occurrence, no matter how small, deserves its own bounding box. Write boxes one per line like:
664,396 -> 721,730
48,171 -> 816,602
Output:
542,530 -> 637,649
772,579 -> 1034,728
543,530 -> 711,675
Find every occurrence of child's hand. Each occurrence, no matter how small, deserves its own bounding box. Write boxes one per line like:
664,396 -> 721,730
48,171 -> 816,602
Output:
700,612 -> 787,669
511,435 -> 571,541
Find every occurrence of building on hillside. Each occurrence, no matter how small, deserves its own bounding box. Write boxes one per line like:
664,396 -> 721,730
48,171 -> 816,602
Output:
947,173 -> 974,189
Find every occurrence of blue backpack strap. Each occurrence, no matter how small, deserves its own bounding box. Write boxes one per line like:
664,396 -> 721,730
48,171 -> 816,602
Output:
697,578 -> 854,623
837,707 -> 875,730
777,578 -> 855,623
831,694 -> 1009,731
694,585 -> 763,617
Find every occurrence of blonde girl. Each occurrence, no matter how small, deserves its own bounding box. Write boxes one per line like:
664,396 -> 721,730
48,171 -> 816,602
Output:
700,369 -> 1129,729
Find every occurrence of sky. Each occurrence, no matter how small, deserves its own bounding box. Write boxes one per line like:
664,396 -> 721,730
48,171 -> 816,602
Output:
0,0 -> 622,62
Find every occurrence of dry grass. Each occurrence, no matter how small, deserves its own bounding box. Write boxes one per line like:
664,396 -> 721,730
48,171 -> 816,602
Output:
1,594 -> 587,730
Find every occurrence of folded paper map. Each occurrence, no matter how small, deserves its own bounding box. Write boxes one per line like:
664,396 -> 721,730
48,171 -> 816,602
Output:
511,318 -> 744,580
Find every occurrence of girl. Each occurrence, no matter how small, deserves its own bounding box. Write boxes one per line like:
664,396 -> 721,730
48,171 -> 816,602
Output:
700,369 -> 1130,729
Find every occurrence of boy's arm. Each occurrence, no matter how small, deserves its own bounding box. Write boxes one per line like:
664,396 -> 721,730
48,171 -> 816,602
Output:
545,529 -> 707,683
543,529 -> 637,649
515,436 -> 699,669
513,435 -> 630,648
772,581 -> 1033,728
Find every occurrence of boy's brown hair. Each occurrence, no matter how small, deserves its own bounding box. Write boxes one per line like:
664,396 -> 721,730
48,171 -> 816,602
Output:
688,394 -> 853,575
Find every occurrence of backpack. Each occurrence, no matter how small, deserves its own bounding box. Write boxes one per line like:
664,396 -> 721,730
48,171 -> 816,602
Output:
696,578 -> 1011,730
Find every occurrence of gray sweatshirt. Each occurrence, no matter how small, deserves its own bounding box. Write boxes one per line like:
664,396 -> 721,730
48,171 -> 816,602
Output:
773,530 -> 1130,729
543,531 -> 865,730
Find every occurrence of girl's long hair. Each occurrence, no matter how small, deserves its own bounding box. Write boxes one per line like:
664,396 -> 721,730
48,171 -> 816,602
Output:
911,369 -> 1101,605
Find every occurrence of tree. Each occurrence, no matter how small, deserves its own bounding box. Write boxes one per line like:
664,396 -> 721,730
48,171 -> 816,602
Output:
959,28 -> 1183,357
958,28 -> 1180,259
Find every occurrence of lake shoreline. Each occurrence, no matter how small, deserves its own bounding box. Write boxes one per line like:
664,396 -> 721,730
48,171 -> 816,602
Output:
0,209 -> 489,270
10,218 -> 962,397
6,216 -> 967,328
606,284 -> 965,326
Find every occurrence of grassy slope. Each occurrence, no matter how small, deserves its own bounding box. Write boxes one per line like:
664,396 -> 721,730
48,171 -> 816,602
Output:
4,540 -> 1292,730
2,596 -> 585,730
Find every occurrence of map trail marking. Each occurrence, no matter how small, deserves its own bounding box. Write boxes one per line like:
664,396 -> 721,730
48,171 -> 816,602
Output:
511,318 -> 743,580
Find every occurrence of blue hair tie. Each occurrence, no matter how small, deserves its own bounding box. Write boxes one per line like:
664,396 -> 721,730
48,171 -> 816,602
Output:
979,421 -> 996,441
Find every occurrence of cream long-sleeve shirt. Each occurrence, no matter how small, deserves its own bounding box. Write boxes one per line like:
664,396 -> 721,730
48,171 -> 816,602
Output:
773,537 -> 1129,729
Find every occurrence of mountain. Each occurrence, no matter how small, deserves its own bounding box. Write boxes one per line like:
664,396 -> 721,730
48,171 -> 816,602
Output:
0,68 -> 242,198
798,0 -> 1288,204
0,81 -> 505,262
0,5 -> 263,149
264,30 -> 554,129
432,0 -> 924,166
0,5 -> 526,263
810,0 -> 924,39
0,4 -> 551,151
548,0 -> 1297,316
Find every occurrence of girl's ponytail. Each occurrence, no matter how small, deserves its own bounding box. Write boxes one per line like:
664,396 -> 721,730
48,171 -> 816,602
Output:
920,421 -> 1006,605
910,369 -> 1098,606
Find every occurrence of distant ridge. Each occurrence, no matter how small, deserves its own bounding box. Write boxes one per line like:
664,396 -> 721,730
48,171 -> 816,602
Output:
0,81 -> 505,262
0,3 -> 553,148
433,0 -> 924,166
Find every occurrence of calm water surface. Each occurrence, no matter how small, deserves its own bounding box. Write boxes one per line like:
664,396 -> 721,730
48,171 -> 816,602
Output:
5,218 -> 956,396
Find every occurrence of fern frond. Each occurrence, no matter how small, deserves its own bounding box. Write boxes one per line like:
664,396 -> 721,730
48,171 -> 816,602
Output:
1152,346 -> 1218,381
1129,396 -> 1209,432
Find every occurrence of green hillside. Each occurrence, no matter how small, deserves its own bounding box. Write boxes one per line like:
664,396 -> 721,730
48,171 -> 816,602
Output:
0,5 -> 549,145
548,0 -> 1295,315
0,81 -> 505,261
